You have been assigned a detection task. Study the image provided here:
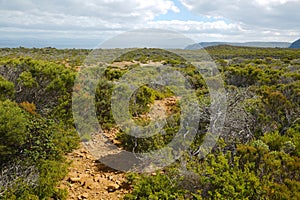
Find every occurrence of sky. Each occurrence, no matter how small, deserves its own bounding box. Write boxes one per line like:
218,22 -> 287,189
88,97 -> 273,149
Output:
0,0 -> 299,48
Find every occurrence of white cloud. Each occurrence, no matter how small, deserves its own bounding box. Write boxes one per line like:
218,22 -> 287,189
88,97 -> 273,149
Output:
0,0 -> 179,29
0,0 -> 183,47
2,0 -> 179,22
179,0 -> 300,30
176,0 -> 300,42
254,0 -> 298,7
186,27 -> 299,43
144,20 -> 298,43
146,20 -> 242,32
0,0 -> 299,47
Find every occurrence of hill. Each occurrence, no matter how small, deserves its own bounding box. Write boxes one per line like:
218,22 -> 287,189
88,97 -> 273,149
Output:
0,47 -> 300,199
185,42 -> 291,49
289,39 -> 300,48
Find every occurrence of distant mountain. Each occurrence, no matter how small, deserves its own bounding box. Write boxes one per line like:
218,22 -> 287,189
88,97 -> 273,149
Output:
289,39 -> 300,49
185,42 -> 291,50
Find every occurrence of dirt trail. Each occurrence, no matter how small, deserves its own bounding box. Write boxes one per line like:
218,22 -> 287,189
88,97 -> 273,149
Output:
59,96 -> 179,199
59,146 -> 130,200
148,96 -> 179,118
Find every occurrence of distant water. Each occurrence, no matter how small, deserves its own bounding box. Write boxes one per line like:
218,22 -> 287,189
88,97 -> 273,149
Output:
0,38 -> 101,49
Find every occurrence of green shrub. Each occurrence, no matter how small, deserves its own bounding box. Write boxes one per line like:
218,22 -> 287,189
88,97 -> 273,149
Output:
0,100 -> 27,161
124,173 -> 186,200
0,76 -> 14,100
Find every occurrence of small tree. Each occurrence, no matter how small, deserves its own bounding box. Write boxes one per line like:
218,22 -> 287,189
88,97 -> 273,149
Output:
0,100 -> 27,161
0,76 -> 14,101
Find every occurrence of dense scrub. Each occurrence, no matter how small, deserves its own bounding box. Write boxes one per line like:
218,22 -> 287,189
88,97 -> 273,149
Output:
99,47 -> 300,199
0,56 -> 79,199
0,46 -> 299,199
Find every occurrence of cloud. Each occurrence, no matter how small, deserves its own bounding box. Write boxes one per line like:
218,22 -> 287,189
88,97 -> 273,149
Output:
144,19 -> 298,43
179,0 -> 300,30
0,0 -> 182,47
0,0 -> 179,30
146,20 -> 242,33
0,0 -> 299,48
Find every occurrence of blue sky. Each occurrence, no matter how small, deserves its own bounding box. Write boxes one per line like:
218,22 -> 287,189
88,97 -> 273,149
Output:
155,0 -> 211,21
0,0 -> 299,48
154,0 -> 233,24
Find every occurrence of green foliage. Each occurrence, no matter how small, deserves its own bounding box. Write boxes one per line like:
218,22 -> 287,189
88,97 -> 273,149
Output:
1,47 -> 300,199
281,141 -> 296,154
225,63 -> 285,87
1,160 -> 69,200
17,71 -> 37,87
262,131 -> 289,151
0,47 -> 90,67
205,45 -> 300,60
225,64 -> 262,87
95,78 -> 115,128
115,48 -> 186,63
94,47 -> 300,199
104,66 -> 128,80
0,55 -> 79,199
0,100 -> 27,161
0,57 -> 76,125
34,160 -> 68,199
124,173 -> 186,200
0,103 -> 78,199
23,115 -> 79,161
0,76 -> 14,100
129,86 -> 157,116
197,152 -> 264,199
286,124 -> 300,156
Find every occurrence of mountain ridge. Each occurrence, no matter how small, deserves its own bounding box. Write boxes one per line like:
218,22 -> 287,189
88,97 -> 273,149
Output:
289,39 -> 300,48
185,42 -> 291,49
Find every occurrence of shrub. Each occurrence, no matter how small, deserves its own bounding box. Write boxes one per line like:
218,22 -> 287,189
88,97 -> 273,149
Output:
0,76 -> 14,100
124,173 -> 186,200
0,100 -> 27,162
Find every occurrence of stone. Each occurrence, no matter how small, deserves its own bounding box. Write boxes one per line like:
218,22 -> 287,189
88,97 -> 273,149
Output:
82,192 -> 89,199
115,180 -> 121,186
93,175 -> 101,182
76,152 -> 85,158
107,184 -> 119,192
108,175 -> 114,181
80,149 -> 88,154
69,177 -> 81,183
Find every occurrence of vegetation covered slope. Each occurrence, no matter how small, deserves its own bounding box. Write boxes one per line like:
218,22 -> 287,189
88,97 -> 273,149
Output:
0,46 -> 299,199
99,47 -> 300,200
0,56 -> 79,199
185,42 -> 291,49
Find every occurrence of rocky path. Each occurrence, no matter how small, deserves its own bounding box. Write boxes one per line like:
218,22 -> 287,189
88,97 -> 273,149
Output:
59,96 -> 179,199
59,146 -> 130,200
